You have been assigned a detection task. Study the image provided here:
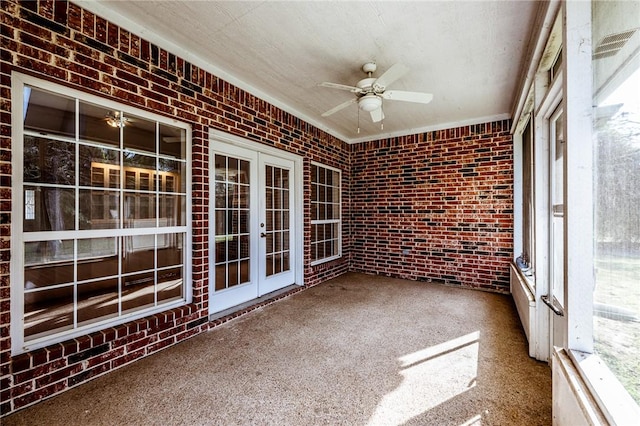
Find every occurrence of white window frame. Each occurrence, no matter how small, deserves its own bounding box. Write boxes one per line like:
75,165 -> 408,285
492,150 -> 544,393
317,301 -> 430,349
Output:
512,1 -> 640,423
513,111 -> 535,278
310,162 -> 342,266
565,1 -> 640,422
10,72 -> 192,355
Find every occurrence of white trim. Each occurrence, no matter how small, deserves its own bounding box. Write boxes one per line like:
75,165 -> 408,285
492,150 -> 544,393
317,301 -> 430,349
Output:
11,72 -> 192,355
10,73 -> 25,357
348,113 -> 510,145
570,350 -> 640,425
535,70 -> 563,120
511,0 -> 563,132
552,348 -> 608,425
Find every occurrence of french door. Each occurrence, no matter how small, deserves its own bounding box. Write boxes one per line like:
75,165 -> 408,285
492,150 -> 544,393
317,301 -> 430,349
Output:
209,140 -> 297,314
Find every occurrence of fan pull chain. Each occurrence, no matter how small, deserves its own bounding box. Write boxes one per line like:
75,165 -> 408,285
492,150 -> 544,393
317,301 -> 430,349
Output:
357,106 -> 361,134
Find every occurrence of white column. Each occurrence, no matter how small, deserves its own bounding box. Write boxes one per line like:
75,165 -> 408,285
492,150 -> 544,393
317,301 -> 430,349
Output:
563,0 -> 594,353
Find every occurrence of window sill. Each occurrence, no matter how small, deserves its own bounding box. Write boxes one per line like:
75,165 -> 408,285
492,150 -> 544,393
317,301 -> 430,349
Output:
514,261 -> 536,295
14,299 -> 188,356
310,254 -> 342,267
569,349 -> 640,425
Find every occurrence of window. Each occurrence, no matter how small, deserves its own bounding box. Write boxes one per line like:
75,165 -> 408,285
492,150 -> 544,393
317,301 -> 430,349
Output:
310,163 -> 341,264
11,74 -> 191,354
519,117 -> 534,272
592,1 -> 640,407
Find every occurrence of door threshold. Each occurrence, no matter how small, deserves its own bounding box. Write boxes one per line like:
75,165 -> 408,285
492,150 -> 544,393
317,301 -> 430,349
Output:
209,284 -> 301,321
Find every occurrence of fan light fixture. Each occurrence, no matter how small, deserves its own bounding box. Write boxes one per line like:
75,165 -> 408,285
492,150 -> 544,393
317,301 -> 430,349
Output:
106,112 -> 127,128
319,62 -> 433,132
358,94 -> 382,112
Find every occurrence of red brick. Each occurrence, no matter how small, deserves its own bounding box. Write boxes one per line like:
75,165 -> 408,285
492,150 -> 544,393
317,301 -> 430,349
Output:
0,0 -> 486,417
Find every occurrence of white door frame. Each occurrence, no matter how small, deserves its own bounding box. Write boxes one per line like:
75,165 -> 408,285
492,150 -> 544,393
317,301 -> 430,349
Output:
208,129 -> 304,315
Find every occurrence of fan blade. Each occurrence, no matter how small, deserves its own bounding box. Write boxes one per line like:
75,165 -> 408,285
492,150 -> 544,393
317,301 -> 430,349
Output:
370,108 -> 384,123
322,98 -> 357,117
381,90 -> 433,104
372,63 -> 409,92
318,82 -> 363,93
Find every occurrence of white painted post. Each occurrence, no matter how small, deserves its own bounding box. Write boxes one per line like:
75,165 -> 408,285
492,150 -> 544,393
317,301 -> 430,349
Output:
563,0 -> 594,353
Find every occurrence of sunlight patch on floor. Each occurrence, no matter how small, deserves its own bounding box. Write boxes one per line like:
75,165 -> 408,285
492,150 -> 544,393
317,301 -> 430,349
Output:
366,331 -> 480,426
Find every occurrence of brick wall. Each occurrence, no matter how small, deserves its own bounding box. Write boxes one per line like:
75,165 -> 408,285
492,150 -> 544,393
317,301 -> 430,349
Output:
0,0 -> 350,415
350,123 -> 514,291
0,0 -> 515,418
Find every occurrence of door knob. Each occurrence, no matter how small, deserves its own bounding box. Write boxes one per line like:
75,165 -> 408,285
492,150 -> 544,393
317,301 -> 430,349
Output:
261,232 -> 267,238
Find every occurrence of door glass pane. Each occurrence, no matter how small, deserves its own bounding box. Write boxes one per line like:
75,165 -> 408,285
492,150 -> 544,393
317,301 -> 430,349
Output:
228,262 -> 239,287
265,165 -> 291,277
215,264 -> 226,291
240,259 -> 250,283
214,154 -> 250,291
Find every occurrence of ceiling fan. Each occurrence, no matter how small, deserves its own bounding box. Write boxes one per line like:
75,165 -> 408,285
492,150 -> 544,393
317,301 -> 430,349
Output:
319,62 -> 433,123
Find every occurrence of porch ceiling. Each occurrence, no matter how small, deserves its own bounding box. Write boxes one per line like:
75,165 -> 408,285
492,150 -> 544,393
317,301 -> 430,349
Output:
79,1 -> 541,143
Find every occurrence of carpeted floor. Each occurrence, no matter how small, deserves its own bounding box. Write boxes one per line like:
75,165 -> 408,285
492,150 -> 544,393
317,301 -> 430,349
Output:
3,272 -> 552,425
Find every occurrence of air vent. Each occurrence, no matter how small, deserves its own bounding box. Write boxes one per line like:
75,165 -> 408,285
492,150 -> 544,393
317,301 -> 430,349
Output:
594,28 -> 638,60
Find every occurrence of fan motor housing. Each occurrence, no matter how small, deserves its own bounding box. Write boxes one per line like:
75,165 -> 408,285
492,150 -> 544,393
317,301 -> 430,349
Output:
356,77 -> 376,92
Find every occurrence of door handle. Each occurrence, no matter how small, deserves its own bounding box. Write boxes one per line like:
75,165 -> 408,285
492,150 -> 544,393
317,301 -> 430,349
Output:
261,232 -> 267,238
541,294 -> 564,316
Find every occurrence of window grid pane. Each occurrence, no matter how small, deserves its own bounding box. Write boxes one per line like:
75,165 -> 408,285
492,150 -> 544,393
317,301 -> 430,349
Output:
310,164 -> 341,264
20,85 -> 189,345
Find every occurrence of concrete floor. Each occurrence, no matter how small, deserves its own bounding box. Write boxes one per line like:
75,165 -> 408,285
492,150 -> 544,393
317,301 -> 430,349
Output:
3,272 -> 552,425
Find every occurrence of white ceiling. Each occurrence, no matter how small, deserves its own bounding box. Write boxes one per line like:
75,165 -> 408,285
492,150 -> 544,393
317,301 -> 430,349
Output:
80,1 -> 541,143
